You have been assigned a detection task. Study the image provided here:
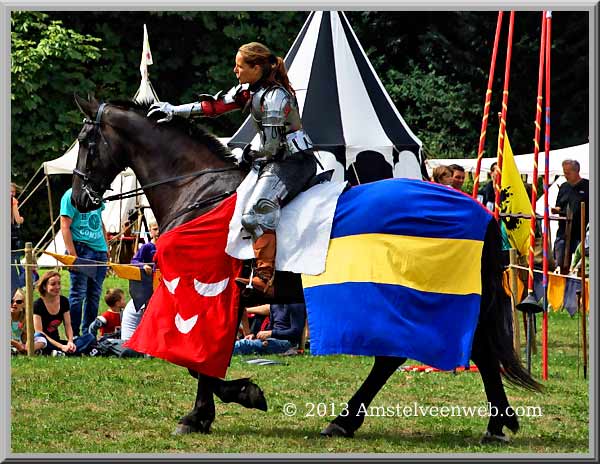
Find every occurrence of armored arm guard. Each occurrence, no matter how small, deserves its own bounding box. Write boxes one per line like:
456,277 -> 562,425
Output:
198,84 -> 251,118
147,84 -> 250,122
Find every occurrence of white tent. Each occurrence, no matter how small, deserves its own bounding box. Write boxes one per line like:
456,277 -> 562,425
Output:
428,142 -> 589,247
228,11 -> 424,184
426,143 -> 589,183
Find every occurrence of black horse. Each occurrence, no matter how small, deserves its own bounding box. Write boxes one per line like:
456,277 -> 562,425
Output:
70,95 -> 542,442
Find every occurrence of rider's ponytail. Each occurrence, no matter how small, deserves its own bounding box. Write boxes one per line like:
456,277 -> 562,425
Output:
267,56 -> 295,97
238,42 -> 295,97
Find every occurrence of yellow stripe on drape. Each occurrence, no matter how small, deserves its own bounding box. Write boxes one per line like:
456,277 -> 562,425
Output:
302,233 -> 483,295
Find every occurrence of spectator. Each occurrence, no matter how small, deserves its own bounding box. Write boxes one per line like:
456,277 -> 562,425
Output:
121,299 -> 143,342
432,166 -> 453,186
11,288 -> 46,355
89,288 -> 126,337
551,159 -> 589,273
131,222 -> 159,276
233,303 -> 306,355
11,182 -> 25,288
570,223 -> 589,277
448,164 -> 466,191
120,222 -> 160,341
60,187 -> 108,336
478,162 -> 501,211
32,271 -> 77,356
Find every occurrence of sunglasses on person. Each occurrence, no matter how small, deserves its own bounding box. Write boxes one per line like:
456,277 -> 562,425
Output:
11,299 -> 24,305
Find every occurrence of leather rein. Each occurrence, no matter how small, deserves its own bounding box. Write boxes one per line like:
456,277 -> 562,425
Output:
74,102 -> 240,228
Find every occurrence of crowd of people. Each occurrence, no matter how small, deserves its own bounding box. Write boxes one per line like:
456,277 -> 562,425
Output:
430,159 -> 589,274
10,154 -> 588,357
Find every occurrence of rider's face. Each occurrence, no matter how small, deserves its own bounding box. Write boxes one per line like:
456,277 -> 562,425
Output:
233,52 -> 262,85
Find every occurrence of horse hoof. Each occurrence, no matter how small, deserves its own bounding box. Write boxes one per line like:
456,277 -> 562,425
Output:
480,430 -> 510,444
173,423 -> 194,435
320,423 -> 354,438
245,384 -> 268,411
239,381 -> 268,411
173,420 -> 212,435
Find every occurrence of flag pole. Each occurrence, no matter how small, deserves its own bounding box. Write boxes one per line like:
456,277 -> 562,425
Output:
541,10 -> 552,381
473,11 -> 504,198
493,11 -> 515,221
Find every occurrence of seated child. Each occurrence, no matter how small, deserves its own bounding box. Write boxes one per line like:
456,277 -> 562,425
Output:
11,288 -> 46,354
89,288 -> 126,337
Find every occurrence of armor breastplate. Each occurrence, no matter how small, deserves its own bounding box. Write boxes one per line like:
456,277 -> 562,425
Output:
249,85 -> 313,159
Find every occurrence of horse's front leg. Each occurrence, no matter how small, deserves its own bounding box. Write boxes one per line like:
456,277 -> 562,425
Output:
321,356 -> 406,438
174,373 -> 216,435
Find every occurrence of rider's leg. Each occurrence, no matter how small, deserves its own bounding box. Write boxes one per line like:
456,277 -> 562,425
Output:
236,172 -> 286,297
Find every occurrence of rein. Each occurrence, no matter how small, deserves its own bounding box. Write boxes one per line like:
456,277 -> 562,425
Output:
102,166 -> 240,202
75,102 -> 243,227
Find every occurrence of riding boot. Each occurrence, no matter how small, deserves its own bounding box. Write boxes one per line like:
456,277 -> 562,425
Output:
235,229 -> 276,298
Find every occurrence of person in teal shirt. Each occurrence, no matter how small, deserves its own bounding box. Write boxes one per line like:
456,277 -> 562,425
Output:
60,188 -> 108,337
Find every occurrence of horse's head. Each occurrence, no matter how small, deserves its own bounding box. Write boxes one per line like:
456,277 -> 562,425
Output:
71,94 -> 128,212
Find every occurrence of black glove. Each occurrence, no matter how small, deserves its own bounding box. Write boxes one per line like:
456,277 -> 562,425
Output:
238,144 -> 257,170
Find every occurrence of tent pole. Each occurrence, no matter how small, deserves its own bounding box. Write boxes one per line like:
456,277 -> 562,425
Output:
351,163 -> 362,185
45,175 -> 57,255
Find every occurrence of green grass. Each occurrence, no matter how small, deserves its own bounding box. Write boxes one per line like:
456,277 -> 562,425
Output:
11,272 -> 590,454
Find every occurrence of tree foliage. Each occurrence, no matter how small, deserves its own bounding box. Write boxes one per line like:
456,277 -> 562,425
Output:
11,11 -> 101,179
10,10 -> 589,245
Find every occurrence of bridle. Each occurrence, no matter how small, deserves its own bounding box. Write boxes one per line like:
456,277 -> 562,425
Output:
73,102 -> 240,227
73,102 -> 120,206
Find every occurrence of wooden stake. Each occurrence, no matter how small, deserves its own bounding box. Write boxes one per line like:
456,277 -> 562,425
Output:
509,249 -> 521,359
24,242 -> 35,356
580,203 -> 587,379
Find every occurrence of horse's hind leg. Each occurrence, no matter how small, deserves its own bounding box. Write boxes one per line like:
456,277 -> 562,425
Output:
321,356 -> 406,438
175,373 -> 216,435
471,327 -> 519,443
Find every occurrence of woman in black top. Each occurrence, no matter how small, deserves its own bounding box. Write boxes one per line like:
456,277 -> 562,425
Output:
33,271 -> 76,355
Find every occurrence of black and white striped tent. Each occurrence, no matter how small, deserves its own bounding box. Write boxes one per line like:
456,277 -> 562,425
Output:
228,11 -> 424,184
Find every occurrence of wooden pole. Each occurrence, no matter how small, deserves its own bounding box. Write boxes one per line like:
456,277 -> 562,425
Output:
509,249 -> 521,359
562,205 -> 573,274
580,203 -> 587,379
299,320 -> 309,353
24,242 -> 35,356
45,176 -> 56,248
472,11 -> 504,198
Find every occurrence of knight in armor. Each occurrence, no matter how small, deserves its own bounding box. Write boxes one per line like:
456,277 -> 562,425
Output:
147,42 -> 317,298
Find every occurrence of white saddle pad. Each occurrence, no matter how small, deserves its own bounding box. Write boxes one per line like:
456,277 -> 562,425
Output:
225,169 -> 347,276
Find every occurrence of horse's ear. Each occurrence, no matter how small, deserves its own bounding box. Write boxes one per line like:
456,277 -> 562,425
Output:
74,93 -> 94,117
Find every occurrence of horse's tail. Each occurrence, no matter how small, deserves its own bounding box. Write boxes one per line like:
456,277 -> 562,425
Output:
479,219 -> 543,392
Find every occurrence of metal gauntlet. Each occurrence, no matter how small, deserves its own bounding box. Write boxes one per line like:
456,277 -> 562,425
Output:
147,101 -> 203,123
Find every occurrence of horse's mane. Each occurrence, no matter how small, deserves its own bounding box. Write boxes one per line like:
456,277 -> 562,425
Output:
108,99 -> 235,164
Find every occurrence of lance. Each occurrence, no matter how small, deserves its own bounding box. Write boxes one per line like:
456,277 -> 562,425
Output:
541,10 -> 553,381
493,11 -> 515,221
473,11 -> 504,198
517,11 -> 547,373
